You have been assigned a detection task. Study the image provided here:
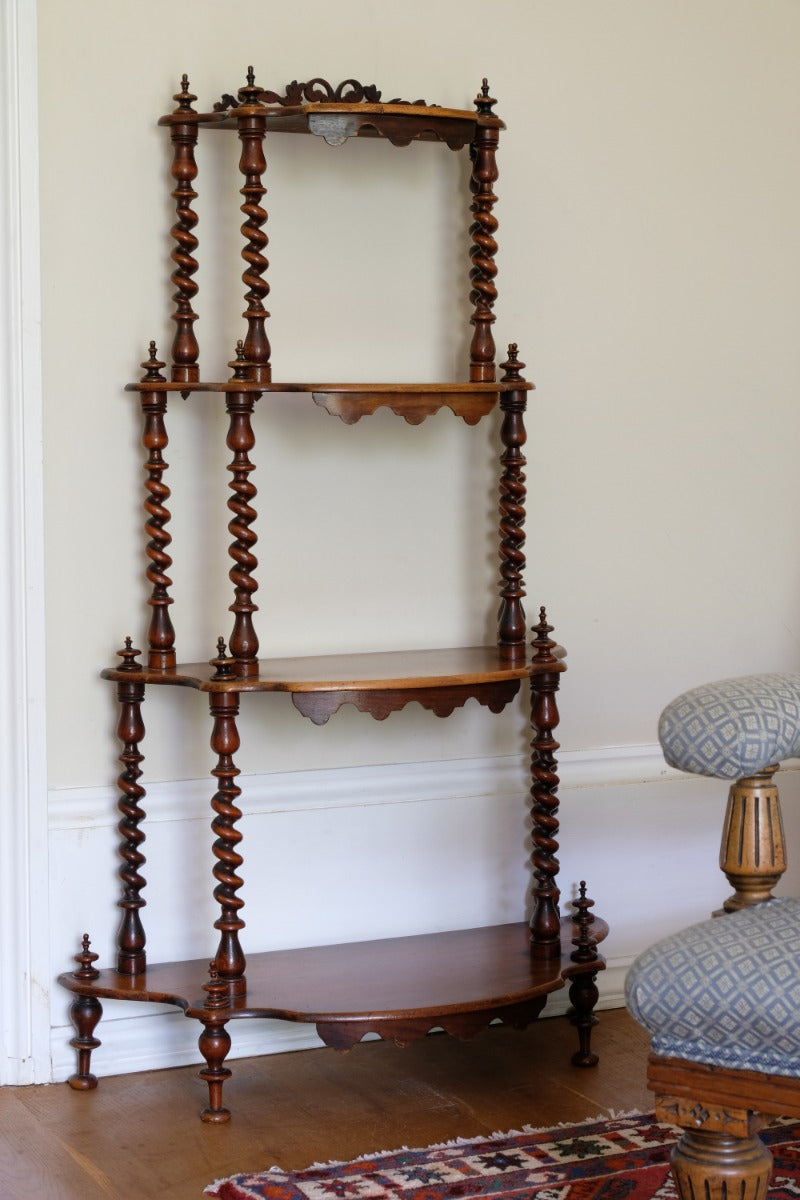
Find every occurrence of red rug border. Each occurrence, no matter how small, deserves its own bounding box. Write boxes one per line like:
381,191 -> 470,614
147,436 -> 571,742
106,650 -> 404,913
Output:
205,1109 -> 800,1200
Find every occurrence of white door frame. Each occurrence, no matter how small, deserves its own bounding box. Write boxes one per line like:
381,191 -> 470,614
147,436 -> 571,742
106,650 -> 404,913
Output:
0,0 -> 50,1085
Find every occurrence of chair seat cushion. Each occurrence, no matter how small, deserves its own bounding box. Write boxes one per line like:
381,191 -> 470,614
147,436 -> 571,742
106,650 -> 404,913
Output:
626,898 -> 800,1076
659,673 -> 800,779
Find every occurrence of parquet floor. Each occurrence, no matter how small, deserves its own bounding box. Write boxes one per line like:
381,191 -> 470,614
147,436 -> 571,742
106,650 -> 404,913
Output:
0,1007 -> 652,1200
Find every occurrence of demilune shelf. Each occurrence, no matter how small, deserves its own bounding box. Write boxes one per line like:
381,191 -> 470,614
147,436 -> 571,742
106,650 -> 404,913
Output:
124,378 -> 533,426
100,645 -> 564,724
58,919 -> 608,1056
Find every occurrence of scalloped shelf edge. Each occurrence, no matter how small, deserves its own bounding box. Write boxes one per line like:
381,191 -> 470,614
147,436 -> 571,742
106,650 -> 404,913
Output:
312,390 -> 497,425
291,680 -> 521,725
315,996 -> 550,1051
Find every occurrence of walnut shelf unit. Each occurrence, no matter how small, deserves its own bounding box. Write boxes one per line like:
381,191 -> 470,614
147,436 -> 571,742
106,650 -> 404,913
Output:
59,71 -> 606,1124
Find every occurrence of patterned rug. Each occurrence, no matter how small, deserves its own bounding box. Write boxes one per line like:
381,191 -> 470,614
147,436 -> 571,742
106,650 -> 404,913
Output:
206,1111 -> 800,1200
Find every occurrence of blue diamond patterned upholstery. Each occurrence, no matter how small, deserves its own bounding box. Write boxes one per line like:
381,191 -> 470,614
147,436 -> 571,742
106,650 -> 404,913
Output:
658,673 -> 800,780
626,898 -> 800,1075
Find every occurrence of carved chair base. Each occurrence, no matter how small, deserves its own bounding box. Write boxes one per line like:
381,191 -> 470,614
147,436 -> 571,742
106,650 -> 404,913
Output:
650,1055 -> 800,1200
669,1127 -> 772,1200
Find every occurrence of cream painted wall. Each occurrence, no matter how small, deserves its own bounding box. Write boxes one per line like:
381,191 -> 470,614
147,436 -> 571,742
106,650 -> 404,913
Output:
39,0 -> 800,791
33,1 -> 800,1081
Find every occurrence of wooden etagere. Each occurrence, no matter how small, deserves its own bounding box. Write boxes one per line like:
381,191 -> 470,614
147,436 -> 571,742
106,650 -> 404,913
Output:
59,71 -> 607,1123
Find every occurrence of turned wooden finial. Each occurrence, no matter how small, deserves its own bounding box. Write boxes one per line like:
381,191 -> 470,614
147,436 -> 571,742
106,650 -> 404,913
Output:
117,637 -> 143,672
238,65 -> 262,105
532,608 -> 558,665
500,343 -> 526,382
203,962 -> 230,1011
173,74 -> 197,114
73,933 -> 100,981
228,340 -> 250,382
474,78 -> 497,115
141,342 -> 166,383
571,881 -> 598,963
209,637 -> 235,679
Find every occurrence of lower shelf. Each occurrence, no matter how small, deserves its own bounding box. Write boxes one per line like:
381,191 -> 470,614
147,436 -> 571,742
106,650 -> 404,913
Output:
60,918 -> 607,1120
59,919 -> 607,1051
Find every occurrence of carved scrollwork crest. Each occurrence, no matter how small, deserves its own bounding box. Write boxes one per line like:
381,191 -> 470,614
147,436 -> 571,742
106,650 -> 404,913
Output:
214,77 -> 429,112
268,78 -> 382,105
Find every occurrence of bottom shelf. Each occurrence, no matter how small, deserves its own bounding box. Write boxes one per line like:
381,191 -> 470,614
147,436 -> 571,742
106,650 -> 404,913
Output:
59,919 -> 606,1051
59,918 -> 607,1121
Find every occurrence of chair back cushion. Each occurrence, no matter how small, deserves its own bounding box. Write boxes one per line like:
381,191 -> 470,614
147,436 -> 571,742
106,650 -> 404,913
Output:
659,673 -> 800,779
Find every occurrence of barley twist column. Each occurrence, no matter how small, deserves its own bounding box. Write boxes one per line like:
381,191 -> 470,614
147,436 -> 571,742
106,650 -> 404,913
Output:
209,691 -> 246,996
469,80 -> 500,381
168,75 -> 200,383
139,343 -> 176,669
236,68 -> 271,382
529,609 -> 562,959
497,344 -> 528,655
226,343 -> 260,676
114,639 -> 148,975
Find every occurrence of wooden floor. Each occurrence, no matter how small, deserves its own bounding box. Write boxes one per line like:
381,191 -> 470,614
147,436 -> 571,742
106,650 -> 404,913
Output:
0,1008 -> 652,1200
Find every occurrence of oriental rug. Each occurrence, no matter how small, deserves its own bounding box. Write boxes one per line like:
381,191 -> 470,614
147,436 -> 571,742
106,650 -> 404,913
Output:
206,1111 -> 800,1200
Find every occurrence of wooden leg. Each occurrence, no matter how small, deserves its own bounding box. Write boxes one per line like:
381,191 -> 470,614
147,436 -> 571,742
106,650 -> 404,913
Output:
568,884 -> 600,1066
717,768 -> 786,913
198,1019 -> 232,1123
655,1090 -> 774,1200
670,1128 -> 772,1200
568,971 -> 599,1068
67,994 -> 103,1091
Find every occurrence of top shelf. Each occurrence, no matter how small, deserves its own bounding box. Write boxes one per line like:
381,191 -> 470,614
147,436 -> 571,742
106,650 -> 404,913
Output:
160,91 -> 503,151
158,75 -> 503,149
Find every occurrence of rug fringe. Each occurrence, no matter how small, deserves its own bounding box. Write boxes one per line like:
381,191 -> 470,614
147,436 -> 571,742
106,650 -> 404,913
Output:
313,1108 -> 653,1167
209,1107 -> 654,1183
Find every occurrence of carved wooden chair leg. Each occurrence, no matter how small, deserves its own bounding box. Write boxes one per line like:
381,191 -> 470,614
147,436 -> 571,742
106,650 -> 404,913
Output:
717,767 -> 787,913
658,1104 -> 773,1200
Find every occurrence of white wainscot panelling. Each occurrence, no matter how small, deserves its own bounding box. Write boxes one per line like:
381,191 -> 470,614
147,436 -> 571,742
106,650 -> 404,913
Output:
48,750 -> 800,1081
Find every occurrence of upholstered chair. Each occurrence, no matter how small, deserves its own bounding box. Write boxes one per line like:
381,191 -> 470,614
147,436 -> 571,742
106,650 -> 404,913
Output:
626,673 -> 800,1200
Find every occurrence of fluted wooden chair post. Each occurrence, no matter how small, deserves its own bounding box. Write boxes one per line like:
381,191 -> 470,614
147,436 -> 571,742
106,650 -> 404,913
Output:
717,766 -> 787,913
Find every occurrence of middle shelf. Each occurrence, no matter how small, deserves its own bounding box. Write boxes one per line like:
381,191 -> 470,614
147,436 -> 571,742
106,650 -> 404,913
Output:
102,644 -> 565,724
125,369 -> 534,424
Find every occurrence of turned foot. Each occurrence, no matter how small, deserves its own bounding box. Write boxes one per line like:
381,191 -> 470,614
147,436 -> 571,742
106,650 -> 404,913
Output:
671,1128 -> 773,1200
68,993 -> 103,1090
67,934 -> 103,1090
568,971 -> 599,1067
198,1019 -> 232,1123
568,883 -> 600,1067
